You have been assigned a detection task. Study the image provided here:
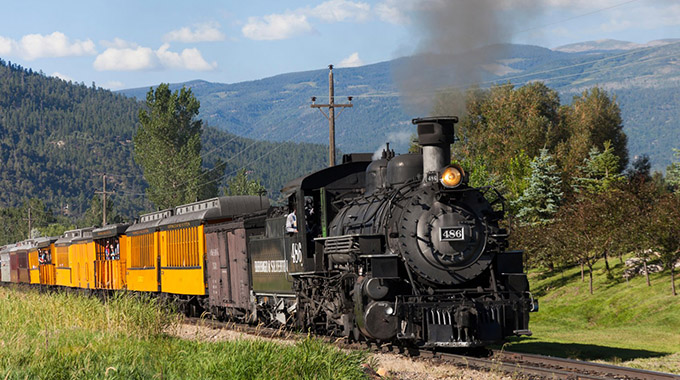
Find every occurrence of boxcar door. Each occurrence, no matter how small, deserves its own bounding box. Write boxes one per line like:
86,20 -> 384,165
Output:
205,231 -> 225,307
227,228 -> 249,309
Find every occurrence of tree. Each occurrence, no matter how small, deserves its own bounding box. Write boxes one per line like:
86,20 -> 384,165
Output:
455,82 -> 562,180
225,169 -> 266,196
645,193 -> 680,296
134,84 -> 223,210
573,141 -> 624,194
666,149 -> 680,192
79,195 -> 123,228
512,149 -> 563,225
556,87 -> 628,187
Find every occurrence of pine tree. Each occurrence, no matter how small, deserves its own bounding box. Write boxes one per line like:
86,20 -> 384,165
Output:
225,169 -> 266,196
513,149 -> 563,225
666,149 -> 680,192
573,141 -> 624,194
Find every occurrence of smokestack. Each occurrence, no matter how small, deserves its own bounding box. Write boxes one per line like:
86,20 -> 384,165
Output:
412,117 -> 458,183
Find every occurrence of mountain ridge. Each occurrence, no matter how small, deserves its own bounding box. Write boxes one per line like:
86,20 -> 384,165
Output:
119,40 -> 680,171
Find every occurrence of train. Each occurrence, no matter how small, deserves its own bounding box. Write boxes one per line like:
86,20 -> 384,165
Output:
0,116 -> 535,348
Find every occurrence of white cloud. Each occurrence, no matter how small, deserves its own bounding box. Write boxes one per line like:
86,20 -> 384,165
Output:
93,43 -> 216,71
164,22 -> 226,43
156,43 -> 217,71
51,72 -> 74,82
308,0 -> 370,22
103,80 -> 125,90
600,5 -> 680,33
374,0 -> 421,25
101,38 -> 138,49
242,13 -> 313,41
0,32 -> 96,60
94,46 -> 158,71
338,52 -> 363,67
0,36 -> 14,55
243,0 -> 370,40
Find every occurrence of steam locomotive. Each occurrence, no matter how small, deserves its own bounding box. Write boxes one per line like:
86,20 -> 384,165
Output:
0,116 -> 534,348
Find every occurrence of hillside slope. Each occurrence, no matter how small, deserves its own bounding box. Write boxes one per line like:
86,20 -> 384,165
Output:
121,41 -> 680,170
0,60 -> 328,218
502,256 -> 680,373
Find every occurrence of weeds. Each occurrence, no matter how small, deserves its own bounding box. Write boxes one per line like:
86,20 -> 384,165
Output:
0,286 -> 368,379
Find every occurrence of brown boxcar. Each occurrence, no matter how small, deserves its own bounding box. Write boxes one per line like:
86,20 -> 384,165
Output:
10,241 -> 32,283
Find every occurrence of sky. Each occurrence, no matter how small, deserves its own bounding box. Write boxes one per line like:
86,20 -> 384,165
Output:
0,0 -> 679,90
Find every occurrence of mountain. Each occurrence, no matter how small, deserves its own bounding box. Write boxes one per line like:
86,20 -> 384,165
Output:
120,40 -> 680,171
554,38 -> 680,53
0,60 -> 328,218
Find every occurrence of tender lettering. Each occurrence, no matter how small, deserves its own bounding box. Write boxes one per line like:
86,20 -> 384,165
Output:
253,260 -> 288,273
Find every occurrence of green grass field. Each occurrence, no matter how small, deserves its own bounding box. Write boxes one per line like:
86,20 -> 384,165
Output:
500,255 -> 680,373
0,287 -> 368,380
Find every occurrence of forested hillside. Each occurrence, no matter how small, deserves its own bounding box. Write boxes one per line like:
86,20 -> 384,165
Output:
121,41 -> 680,171
0,60 -> 328,223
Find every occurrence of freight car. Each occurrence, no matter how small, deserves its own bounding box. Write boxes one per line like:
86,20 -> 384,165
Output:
0,116 -> 534,348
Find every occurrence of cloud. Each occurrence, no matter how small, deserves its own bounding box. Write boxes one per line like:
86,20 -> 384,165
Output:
0,32 -> 96,60
103,80 -> 125,90
338,52 -> 363,67
156,44 -> 217,70
93,42 -> 216,71
242,13 -> 313,40
101,38 -> 138,49
0,36 -> 14,56
308,0 -> 370,22
94,46 -> 158,71
164,22 -> 226,43
375,0 -> 418,24
242,0 -> 370,40
51,72 -> 74,82
600,4 -> 680,33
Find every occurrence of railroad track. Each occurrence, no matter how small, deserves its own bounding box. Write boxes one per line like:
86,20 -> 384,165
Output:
184,316 -> 680,380
426,350 -> 680,380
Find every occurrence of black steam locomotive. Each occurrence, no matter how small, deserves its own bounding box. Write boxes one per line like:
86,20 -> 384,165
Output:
247,116 -> 534,347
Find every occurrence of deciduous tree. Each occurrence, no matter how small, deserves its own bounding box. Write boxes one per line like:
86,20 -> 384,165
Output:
134,84 -> 223,209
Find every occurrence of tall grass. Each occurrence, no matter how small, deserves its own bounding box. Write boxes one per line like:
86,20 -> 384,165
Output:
0,286 -> 368,379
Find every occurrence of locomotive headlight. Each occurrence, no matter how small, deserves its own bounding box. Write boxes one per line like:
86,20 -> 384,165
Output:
440,165 -> 464,188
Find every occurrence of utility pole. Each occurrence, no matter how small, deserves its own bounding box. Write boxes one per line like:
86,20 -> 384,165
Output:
23,207 -> 32,239
95,175 -> 114,226
311,64 -> 353,167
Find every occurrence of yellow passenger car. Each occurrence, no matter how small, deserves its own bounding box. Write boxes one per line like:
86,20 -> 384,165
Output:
71,228 -> 95,289
158,197 -> 252,295
28,237 -> 57,285
125,210 -> 172,293
92,224 -> 129,290
55,230 -> 79,287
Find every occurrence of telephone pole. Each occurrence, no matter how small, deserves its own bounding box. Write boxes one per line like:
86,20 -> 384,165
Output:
311,64 -> 353,167
23,207 -> 32,239
95,175 -> 114,226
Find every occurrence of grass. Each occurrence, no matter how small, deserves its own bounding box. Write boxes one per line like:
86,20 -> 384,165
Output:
0,286 -> 369,380
499,254 -> 680,373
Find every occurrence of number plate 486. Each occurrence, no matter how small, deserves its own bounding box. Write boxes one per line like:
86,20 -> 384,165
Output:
440,227 -> 465,241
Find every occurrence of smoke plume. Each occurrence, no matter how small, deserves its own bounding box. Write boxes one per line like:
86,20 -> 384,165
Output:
394,0 -> 544,115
